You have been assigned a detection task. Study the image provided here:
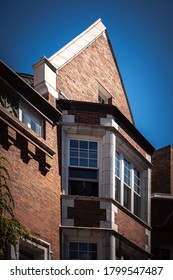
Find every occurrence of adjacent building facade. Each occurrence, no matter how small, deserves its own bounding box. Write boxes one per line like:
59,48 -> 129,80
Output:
151,145 -> 173,259
0,19 -> 155,259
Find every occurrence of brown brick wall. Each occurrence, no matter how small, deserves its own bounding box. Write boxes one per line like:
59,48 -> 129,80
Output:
152,146 -> 172,194
57,35 -> 133,124
115,208 -> 148,250
69,110 -> 106,125
68,200 -> 106,227
0,108 -> 61,259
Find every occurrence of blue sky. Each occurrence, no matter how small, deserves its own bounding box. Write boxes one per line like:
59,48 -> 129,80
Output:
1,0 -> 173,149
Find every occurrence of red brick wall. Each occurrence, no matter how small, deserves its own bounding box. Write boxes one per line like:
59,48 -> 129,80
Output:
57,35 -> 133,124
0,105 -> 61,259
115,208 -> 148,250
152,146 -> 172,194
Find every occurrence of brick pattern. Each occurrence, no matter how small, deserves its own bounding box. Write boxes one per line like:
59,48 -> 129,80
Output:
57,35 -> 133,124
0,94 -> 61,259
68,110 -> 106,125
68,200 -> 106,227
115,208 -> 148,250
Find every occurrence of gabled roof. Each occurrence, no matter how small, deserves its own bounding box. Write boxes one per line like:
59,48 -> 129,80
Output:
48,19 -> 135,124
48,19 -> 106,69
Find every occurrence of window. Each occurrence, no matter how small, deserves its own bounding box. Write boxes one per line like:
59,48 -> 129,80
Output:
134,168 -> 141,217
98,83 -> 112,104
98,95 -> 105,104
69,242 -> 97,260
0,90 -> 19,117
115,152 -> 142,218
115,152 -> 121,202
124,159 -> 131,210
0,87 -> 43,137
19,103 -> 43,137
18,238 -> 50,260
69,140 -> 98,196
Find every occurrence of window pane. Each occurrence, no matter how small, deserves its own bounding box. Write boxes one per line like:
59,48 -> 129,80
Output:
69,242 -> 97,260
89,151 -> 97,159
70,140 -> 78,148
89,159 -> 97,167
70,149 -> 78,157
69,180 -> 98,196
70,158 -> 78,166
79,243 -> 87,251
124,185 -> 131,210
124,159 -> 130,186
80,141 -> 88,149
134,193 -> 141,218
80,150 -> 88,158
69,242 -> 78,250
115,177 -> 121,202
80,159 -> 88,166
69,168 -> 97,180
89,142 -> 97,150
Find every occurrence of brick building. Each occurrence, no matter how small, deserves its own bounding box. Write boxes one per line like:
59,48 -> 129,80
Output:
0,19 -> 154,259
151,145 -> 173,259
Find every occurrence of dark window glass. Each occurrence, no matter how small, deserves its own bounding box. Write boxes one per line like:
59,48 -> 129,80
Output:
124,184 -> 131,210
115,177 -> 121,203
69,242 -> 97,260
134,193 -> 141,218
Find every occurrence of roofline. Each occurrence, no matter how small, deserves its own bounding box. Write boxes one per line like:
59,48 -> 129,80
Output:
47,18 -> 135,125
57,99 -> 155,154
0,60 -> 61,124
105,29 -> 135,125
48,18 -> 104,62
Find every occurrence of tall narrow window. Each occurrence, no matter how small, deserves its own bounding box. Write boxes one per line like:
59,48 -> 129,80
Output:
69,140 -> 98,196
134,168 -> 141,217
124,159 -> 131,210
115,152 -> 121,202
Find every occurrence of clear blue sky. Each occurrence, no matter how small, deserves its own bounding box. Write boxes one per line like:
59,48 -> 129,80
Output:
1,0 -> 173,150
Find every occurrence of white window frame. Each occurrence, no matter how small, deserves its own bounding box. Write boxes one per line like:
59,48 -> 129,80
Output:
68,139 -> 99,196
19,238 -> 50,260
115,151 -> 142,218
19,102 -> 43,137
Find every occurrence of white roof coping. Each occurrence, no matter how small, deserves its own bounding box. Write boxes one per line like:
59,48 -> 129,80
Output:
48,19 -> 106,69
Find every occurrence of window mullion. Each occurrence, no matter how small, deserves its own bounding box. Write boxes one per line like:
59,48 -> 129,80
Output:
131,164 -> 134,214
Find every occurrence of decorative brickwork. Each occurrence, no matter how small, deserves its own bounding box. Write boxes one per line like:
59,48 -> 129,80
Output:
68,200 -> 106,227
69,110 -> 106,125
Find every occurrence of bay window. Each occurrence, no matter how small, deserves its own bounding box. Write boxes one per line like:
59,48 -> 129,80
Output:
115,152 -> 142,218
